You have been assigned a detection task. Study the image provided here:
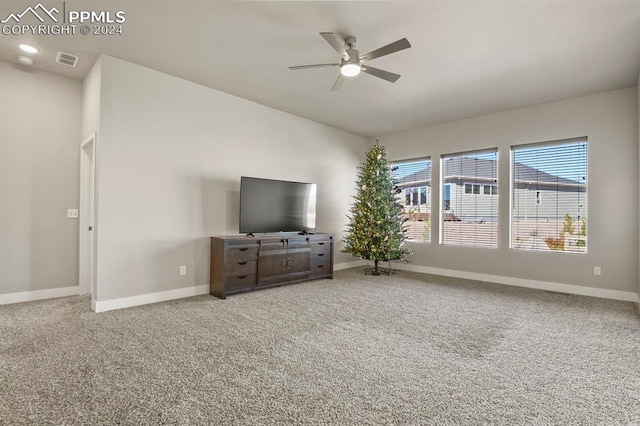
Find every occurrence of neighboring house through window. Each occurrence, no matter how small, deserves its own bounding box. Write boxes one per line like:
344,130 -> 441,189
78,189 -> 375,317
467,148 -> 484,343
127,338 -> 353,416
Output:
441,149 -> 499,248
389,138 -> 586,252
391,158 -> 431,243
511,138 -> 588,253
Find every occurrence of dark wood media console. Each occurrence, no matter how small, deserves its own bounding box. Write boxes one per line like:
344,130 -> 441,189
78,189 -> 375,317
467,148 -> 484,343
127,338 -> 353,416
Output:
210,233 -> 333,299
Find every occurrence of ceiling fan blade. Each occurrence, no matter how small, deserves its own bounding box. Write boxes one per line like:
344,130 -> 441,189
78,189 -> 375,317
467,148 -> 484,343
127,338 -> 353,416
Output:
359,38 -> 411,62
289,63 -> 339,70
361,65 -> 401,83
320,32 -> 350,60
330,74 -> 345,92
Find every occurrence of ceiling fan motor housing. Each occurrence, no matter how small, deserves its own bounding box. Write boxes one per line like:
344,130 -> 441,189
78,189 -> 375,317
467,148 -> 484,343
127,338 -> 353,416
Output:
345,36 -> 357,49
340,36 -> 361,76
341,48 -> 360,66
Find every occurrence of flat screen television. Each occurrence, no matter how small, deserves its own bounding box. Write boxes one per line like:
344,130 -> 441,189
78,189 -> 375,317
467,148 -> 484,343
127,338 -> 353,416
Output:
239,176 -> 317,234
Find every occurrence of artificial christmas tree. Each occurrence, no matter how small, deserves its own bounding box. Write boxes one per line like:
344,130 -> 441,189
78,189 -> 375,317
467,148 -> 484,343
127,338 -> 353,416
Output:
342,142 -> 412,275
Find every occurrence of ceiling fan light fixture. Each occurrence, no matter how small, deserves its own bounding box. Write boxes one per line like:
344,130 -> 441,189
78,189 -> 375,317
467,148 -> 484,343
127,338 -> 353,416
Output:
18,55 -> 34,66
340,63 -> 361,77
18,43 -> 38,54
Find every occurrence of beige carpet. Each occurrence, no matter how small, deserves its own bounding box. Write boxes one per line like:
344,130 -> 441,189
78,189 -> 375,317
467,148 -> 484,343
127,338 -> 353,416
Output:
1,268 -> 639,424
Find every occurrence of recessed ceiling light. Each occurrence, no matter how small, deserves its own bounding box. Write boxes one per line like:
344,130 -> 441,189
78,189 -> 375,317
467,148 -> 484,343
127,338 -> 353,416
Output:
18,43 -> 38,54
18,56 -> 34,66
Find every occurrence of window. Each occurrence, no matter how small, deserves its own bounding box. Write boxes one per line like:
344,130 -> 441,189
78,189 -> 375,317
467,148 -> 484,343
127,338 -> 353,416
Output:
511,138 -> 587,253
483,185 -> 497,195
443,184 -> 451,210
465,183 -> 482,194
441,149 -> 498,248
391,158 -> 431,243
420,187 -> 427,204
404,187 -> 426,206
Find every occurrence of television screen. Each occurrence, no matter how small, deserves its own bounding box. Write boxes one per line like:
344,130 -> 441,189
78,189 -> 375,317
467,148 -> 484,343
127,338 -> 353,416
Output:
239,177 -> 317,234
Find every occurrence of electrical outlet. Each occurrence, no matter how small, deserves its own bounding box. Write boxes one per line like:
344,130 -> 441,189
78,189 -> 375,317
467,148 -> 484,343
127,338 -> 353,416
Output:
593,266 -> 601,276
67,209 -> 79,219
180,265 -> 187,276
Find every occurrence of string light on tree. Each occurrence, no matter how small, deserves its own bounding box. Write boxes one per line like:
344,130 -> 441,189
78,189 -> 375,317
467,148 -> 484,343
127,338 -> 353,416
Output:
342,140 -> 412,275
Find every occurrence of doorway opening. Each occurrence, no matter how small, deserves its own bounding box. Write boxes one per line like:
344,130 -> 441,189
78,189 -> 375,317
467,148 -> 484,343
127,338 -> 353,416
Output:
79,134 -> 96,306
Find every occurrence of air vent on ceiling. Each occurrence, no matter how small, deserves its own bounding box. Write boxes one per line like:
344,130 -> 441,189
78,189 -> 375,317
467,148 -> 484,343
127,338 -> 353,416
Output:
56,51 -> 79,67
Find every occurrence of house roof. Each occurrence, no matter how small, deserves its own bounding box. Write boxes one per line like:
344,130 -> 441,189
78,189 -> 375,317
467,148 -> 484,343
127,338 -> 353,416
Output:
395,157 -> 585,188
441,157 -> 497,182
395,167 -> 432,187
512,162 -> 584,187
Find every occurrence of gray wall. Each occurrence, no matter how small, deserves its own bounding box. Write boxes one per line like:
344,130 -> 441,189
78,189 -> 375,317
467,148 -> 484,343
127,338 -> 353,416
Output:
0,60 -> 82,294
378,87 -> 639,293
82,57 -> 101,142
93,56 -> 366,302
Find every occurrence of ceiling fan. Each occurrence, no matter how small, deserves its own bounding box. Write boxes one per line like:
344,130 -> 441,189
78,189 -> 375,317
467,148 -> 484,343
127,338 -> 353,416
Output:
288,32 -> 411,91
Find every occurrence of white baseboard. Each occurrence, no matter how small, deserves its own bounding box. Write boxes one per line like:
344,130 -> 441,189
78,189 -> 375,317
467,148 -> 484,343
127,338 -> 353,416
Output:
391,263 -> 640,303
0,286 -> 80,306
93,284 -> 210,313
95,262 -> 366,312
334,260 -> 366,271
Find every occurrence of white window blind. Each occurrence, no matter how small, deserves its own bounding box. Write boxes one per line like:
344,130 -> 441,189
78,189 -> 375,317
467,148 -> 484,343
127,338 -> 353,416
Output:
441,149 -> 498,248
511,139 -> 587,253
391,158 -> 431,243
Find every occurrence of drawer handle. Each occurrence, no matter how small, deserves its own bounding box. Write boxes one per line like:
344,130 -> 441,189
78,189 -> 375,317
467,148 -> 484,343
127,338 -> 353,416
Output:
318,253 -> 324,257
238,261 -> 248,265
239,248 -> 248,252
237,275 -> 247,279
318,242 -> 325,245
317,264 -> 325,268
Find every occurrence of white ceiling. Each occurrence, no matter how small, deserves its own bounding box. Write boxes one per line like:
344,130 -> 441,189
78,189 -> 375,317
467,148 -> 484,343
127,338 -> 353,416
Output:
1,1 -> 639,137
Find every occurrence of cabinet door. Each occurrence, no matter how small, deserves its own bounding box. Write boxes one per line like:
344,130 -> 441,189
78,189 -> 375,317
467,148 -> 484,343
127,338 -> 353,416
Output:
257,249 -> 311,286
286,250 -> 311,274
258,251 -> 287,280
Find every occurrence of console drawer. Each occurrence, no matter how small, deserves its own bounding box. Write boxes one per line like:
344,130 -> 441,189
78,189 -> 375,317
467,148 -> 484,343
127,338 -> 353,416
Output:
224,274 -> 257,292
310,263 -> 331,278
225,260 -> 257,277
311,252 -> 329,266
226,246 -> 258,262
310,241 -> 331,254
